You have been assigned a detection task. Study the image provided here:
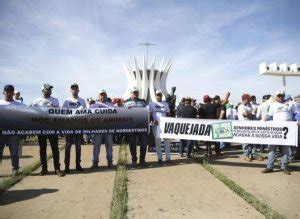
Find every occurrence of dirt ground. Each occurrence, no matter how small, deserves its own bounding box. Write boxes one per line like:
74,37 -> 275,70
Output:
209,146 -> 300,218
0,144 -> 118,219
126,149 -> 263,219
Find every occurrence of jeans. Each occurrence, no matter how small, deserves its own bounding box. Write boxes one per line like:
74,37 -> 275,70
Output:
267,145 -> 289,170
180,140 -> 193,157
0,136 -> 21,170
65,135 -> 82,166
220,142 -> 229,150
93,134 -> 113,165
127,133 -> 148,163
38,135 -> 60,170
215,142 -> 221,154
242,144 -> 256,158
152,125 -> 171,161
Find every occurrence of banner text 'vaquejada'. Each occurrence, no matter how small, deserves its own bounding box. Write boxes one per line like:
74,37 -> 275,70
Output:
157,117 -> 298,146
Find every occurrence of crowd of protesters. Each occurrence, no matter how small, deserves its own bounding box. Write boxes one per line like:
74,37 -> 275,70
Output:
0,83 -> 299,177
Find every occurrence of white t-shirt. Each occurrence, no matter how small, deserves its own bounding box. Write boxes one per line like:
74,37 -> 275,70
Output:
238,104 -> 253,121
32,96 -> 60,108
232,108 -> 238,120
90,101 -> 115,108
149,101 -> 170,121
294,102 -> 300,121
256,102 -> 269,121
294,102 -> 300,114
226,108 -> 235,120
268,101 -> 296,121
14,98 -> 23,103
0,99 -> 26,106
251,103 -> 259,112
62,97 -> 86,109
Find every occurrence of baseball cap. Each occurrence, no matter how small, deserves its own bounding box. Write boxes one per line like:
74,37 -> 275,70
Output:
41,83 -> 53,91
284,94 -> 292,101
131,87 -> 139,93
262,94 -> 271,101
213,95 -> 220,100
203,95 -> 210,103
275,89 -> 285,96
99,89 -> 107,95
70,83 -> 79,89
155,89 -> 163,95
242,94 -> 251,100
3,85 -> 14,92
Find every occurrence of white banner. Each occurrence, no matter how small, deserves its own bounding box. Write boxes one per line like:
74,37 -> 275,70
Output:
157,117 -> 299,146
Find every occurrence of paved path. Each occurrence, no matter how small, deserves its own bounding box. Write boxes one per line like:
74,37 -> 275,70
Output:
209,146 -> 300,218
1,140 -> 44,183
127,149 -> 263,218
0,139 -> 65,183
2,142 -> 299,218
0,144 -> 119,219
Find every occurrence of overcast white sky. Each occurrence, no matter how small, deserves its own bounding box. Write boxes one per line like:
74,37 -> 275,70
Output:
0,0 -> 299,105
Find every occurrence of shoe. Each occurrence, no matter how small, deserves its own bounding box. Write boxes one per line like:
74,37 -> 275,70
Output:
40,168 -> 49,176
255,156 -> 264,161
90,164 -> 98,169
282,168 -> 291,175
131,161 -> 137,168
65,165 -> 70,174
157,160 -> 163,165
76,164 -> 84,172
56,169 -> 65,177
166,159 -> 173,164
140,161 -> 147,167
108,163 -> 114,168
244,156 -> 252,162
261,168 -> 273,173
12,169 -> 19,177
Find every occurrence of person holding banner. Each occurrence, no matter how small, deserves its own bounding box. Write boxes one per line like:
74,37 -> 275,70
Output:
90,89 -> 115,169
14,90 -> 23,103
32,84 -> 65,177
256,94 -> 271,153
177,96 -> 198,158
200,92 -> 230,156
262,90 -> 297,175
62,83 -> 86,173
238,94 -> 264,162
0,85 -> 25,176
124,87 -> 148,167
149,89 -> 172,165
293,95 -> 300,159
